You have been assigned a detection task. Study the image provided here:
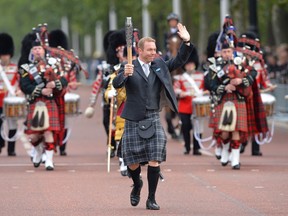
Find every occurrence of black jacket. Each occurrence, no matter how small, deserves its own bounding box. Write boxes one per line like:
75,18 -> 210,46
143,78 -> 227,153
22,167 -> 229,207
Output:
113,43 -> 193,121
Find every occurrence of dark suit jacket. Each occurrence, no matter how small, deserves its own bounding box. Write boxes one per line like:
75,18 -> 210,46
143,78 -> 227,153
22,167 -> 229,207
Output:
113,43 -> 193,121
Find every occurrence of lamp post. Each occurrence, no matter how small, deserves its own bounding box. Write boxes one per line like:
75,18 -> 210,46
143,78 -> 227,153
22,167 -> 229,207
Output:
248,0 -> 259,37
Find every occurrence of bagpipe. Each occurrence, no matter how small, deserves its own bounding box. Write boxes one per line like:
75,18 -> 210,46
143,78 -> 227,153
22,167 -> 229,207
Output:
33,23 -> 88,81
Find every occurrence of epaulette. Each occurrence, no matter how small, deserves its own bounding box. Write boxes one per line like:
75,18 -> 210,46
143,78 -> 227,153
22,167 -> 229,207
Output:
20,64 -> 30,72
113,63 -> 121,72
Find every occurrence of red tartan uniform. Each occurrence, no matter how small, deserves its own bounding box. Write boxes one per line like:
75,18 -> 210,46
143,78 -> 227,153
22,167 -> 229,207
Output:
0,63 -> 18,107
209,63 -> 268,140
26,97 -> 61,134
20,67 -> 66,138
173,71 -> 204,114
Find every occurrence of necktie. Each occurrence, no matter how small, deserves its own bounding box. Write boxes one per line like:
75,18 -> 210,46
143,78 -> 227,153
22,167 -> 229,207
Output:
143,63 -> 150,77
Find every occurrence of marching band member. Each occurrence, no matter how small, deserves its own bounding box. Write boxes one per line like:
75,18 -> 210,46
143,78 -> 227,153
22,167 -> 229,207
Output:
85,30 -> 127,158
49,29 -> 76,156
236,32 -> 277,156
208,16 -> 268,169
104,44 -> 137,176
113,23 -> 193,210
18,25 -> 68,170
0,33 -> 20,156
173,48 -> 205,155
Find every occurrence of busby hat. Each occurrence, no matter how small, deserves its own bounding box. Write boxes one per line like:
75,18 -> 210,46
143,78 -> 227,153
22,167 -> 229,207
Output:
49,29 -> 68,49
103,30 -> 115,53
106,29 -> 126,65
0,33 -> 14,57
236,32 -> 261,59
18,32 -> 37,67
206,31 -> 220,58
184,48 -> 199,69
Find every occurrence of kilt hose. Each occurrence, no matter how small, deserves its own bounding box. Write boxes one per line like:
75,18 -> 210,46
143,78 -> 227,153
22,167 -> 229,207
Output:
26,97 -> 61,134
122,110 -> 167,166
209,93 -> 248,134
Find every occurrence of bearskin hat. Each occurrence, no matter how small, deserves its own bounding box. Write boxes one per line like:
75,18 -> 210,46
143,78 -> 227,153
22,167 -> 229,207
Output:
237,32 -> 260,52
17,32 -> 37,67
206,31 -> 220,58
106,29 -> 126,65
184,47 -> 199,69
103,30 -> 115,53
0,33 -> 14,57
49,29 -> 68,49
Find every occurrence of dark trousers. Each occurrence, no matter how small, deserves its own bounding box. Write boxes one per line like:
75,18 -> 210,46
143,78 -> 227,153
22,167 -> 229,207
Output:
165,108 -> 176,135
103,104 -> 116,150
0,111 -> 16,154
179,113 -> 200,153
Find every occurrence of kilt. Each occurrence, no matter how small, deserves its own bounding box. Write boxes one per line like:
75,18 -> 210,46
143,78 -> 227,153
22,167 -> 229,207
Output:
209,93 -> 248,133
26,97 -> 61,134
122,110 -> 167,166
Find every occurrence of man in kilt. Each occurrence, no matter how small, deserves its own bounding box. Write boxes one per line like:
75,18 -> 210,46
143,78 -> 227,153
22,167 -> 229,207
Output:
18,28 -> 68,171
113,23 -> 193,210
208,16 -> 268,169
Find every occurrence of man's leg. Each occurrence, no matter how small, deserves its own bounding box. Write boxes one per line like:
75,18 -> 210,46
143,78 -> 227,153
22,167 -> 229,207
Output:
128,164 -> 143,207
146,161 -> 160,210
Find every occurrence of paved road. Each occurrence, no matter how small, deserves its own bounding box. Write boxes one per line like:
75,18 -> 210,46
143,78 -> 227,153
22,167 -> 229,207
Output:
0,86 -> 287,216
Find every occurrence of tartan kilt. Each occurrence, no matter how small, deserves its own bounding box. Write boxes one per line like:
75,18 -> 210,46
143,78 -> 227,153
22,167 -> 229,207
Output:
26,97 -> 61,134
209,93 -> 248,133
122,110 -> 167,166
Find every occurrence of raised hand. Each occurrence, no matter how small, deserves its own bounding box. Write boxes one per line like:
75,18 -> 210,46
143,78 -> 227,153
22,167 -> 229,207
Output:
177,23 -> 190,42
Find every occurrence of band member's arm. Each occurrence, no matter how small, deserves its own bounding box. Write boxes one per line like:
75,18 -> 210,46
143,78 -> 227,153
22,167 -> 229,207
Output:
241,69 -> 257,87
54,76 -> 68,91
18,68 -> 41,97
113,64 -> 128,89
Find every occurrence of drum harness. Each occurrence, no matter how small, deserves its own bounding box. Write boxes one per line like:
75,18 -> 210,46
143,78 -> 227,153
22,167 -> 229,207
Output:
0,64 -> 25,142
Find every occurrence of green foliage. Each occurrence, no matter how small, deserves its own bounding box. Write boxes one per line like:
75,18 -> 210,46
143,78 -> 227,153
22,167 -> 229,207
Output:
0,0 -> 286,59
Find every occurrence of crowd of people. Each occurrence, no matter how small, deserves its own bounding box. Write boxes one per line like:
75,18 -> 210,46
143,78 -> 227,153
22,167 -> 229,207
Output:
0,12 -> 286,211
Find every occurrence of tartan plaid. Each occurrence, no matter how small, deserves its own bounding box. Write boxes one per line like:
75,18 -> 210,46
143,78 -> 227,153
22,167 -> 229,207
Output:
209,93 -> 248,133
122,110 -> 167,166
252,83 -> 269,134
26,97 -> 61,134
53,94 -> 66,146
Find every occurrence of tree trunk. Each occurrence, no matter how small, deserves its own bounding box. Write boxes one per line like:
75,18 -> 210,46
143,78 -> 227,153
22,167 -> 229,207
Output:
231,0 -> 246,35
272,4 -> 288,45
198,0 -> 208,61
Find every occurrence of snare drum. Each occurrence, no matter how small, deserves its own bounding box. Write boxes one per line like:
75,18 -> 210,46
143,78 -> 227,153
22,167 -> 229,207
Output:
3,96 -> 27,119
193,96 -> 211,117
64,93 -> 80,115
261,93 -> 276,117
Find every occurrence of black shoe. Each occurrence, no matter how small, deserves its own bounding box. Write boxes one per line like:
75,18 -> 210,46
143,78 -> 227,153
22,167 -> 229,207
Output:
252,151 -> 262,156
146,199 -> 160,210
46,166 -> 54,171
110,150 -> 115,158
232,164 -> 241,170
130,179 -> 143,206
240,144 -> 246,154
183,150 -> 190,155
33,161 -> 42,168
193,150 -> 202,156
121,170 -> 128,176
215,155 -> 221,160
221,162 -> 229,166
60,151 -> 67,156
8,152 -> 16,156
